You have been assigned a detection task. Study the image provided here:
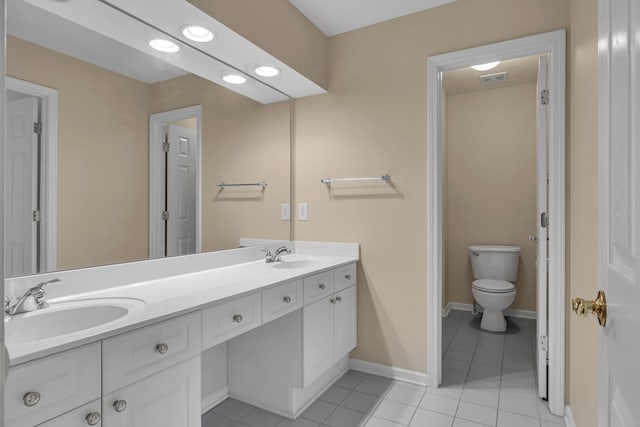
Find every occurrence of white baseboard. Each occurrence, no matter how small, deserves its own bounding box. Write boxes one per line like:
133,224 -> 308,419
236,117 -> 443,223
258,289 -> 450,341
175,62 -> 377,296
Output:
201,386 -> 229,414
443,302 -> 537,320
564,405 -> 576,427
349,359 -> 427,386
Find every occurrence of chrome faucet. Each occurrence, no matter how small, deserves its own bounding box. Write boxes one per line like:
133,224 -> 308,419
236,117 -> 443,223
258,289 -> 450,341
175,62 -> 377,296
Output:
264,246 -> 292,263
5,278 -> 61,315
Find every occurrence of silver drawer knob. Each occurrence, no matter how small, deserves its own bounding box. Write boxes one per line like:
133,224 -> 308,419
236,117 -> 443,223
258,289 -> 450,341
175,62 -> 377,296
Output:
155,343 -> 169,354
330,298 -> 336,304
86,412 -> 101,425
233,314 -> 243,323
345,274 -> 351,280
319,283 -> 326,290
336,296 -> 342,302
283,296 -> 292,304
23,391 -> 41,407
113,400 -> 127,413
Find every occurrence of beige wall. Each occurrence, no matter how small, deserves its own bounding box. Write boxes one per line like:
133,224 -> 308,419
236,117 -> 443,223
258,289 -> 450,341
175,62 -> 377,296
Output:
7,36 -> 151,271
188,0 -> 328,90
293,0 -> 569,373
445,83 -> 537,311
150,75 -> 291,252
567,0 -> 599,424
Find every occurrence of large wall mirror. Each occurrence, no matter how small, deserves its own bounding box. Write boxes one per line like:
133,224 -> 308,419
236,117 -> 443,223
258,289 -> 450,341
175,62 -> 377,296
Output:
5,0 -> 291,277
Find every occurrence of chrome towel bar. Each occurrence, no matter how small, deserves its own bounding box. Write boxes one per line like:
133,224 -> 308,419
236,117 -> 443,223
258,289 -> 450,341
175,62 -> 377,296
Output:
321,174 -> 391,187
217,181 -> 268,189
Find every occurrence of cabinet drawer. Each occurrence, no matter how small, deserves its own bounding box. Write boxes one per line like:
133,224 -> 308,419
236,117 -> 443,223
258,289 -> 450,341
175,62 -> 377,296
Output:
5,343 -> 101,427
303,271 -> 333,304
102,311 -> 201,394
202,292 -> 262,350
333,264 -> 357,292
37,399 -> 102,427
262,279 -> 303,323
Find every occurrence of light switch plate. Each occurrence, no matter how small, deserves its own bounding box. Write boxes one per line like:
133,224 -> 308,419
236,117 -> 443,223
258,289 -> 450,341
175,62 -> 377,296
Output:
281,203 -> 290,221
298,203 -> 308,221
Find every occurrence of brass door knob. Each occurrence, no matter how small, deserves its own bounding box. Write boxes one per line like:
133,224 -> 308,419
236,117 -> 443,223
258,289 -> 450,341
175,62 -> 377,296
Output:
572,290 -> 606,326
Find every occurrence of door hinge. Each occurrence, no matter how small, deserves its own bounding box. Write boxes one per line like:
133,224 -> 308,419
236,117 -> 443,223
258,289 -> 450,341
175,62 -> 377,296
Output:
162,211 -> 170,221
540,89 -> 549,105
33,122 -> 42,135
162,142 -> 170,152
32,210 -> 41,222
540,335 -> 548,352
541,212 -> 549,228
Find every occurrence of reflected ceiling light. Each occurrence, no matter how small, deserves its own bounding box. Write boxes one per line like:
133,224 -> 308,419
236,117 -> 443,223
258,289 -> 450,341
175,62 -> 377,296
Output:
182,26 -> 214,42
149,39 -> 180,53
222,73 -> 247,85
254,65 -> 280,77
471,61 -> 500,71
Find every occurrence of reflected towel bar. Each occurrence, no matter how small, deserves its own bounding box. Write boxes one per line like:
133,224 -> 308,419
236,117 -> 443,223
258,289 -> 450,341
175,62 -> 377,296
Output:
217,181 -> 268,189
321,175 -> 391,187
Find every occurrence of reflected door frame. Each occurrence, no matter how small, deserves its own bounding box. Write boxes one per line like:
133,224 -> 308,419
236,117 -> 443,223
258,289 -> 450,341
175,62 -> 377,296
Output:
6,77 -> 58,274
426,30 -> 566,415
149,105 -> 202,259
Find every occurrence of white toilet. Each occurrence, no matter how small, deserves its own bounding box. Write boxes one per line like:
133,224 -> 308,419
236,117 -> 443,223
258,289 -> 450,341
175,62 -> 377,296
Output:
468,245 -> 520,332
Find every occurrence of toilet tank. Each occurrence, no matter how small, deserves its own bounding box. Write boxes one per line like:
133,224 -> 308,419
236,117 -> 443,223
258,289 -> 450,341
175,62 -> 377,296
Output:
468,245 -> 520,281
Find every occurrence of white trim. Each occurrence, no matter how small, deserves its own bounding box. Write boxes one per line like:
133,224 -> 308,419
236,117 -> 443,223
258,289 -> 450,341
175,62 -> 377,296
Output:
442,302 -> 536,320
6,77 -> 58,273
426,30 -> 566,416
349,359 -> 427,386
149,105 -> 202,259
201,386 -> 229,414
564,405 -> 577,427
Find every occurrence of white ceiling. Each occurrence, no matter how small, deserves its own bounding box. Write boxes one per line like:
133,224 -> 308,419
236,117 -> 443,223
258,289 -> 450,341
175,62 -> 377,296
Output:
289,0 -> 459,36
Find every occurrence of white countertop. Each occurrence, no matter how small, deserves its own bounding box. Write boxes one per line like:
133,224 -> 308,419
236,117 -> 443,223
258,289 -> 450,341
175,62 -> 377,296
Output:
5,252 -> 358,366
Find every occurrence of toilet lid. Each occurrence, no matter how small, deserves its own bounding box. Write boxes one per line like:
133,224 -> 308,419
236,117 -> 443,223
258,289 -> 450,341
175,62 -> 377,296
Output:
472,279 -> 515,293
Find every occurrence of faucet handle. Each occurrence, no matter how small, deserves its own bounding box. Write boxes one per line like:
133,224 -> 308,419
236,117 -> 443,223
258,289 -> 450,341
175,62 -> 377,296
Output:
34,278 -> 61,290
4,297 -> 11,313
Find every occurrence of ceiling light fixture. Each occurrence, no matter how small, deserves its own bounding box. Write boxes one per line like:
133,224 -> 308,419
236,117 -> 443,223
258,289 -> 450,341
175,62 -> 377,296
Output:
471,61 -> 501,71
222,73 -> 247,85
149,39 -> 180,53
182,26 -> 214,43
254,65 -> 280,77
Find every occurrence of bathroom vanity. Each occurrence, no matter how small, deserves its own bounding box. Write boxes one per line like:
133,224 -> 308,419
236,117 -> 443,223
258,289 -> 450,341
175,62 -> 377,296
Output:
3,242 -> 359,427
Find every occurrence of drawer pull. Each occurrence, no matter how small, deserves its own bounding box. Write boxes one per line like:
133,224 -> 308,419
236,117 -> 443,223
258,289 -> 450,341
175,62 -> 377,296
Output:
155,343 -> 169,354
113,400 -> 127,413
330,298 -> 337,304
319,283 -> 326,290
23,391 -> 41,407
336,296 -> 343,302
345,274 -> 352,280
233,314 -> 244,323
86,412 -> 101,425
283,296 -> 292,304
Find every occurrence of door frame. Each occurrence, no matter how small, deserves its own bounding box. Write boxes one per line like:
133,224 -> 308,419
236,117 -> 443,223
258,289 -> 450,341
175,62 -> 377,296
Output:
426,30 -> 566,415
149,105 -> 202,259
6,77 -> 58,273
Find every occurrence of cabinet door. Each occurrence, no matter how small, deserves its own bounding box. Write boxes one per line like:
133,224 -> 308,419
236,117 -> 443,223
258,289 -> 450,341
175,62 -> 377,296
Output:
102,356 -> 201,427
333,286 -> 357,360
302,296 -> 334,386
37,399 -> 102,427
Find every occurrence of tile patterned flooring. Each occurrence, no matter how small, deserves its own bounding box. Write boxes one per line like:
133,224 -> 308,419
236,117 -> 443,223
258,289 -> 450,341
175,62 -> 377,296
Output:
202,310 -> 565,427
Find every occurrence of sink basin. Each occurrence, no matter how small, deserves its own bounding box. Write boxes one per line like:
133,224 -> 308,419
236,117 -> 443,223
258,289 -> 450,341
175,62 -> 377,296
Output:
272,259 -> 315,270
5,298 -> 145,344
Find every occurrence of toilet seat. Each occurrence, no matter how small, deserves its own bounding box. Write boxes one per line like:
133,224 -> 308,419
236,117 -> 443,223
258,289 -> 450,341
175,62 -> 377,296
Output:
472,279 -> 515,294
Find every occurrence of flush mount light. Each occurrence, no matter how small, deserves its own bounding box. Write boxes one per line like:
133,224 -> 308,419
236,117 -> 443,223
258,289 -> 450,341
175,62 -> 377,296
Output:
254,65 -> 280,77
222,73 -> 247,85
149,39 -> 180,53
182,26 -> 214,43
471,61 -> 501,71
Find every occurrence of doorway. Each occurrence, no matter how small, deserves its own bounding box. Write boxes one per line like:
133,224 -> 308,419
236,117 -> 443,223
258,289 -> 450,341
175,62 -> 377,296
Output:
149,106 -> 202,259
427,30 -> 566,416
5,77 -> 58,276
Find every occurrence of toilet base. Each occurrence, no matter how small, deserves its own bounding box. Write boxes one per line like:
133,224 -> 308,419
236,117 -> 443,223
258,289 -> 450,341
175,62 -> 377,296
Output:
480,309 -> 507,332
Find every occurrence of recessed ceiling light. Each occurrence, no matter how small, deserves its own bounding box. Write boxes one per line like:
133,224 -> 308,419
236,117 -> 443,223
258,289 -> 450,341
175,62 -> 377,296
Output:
222,73 -> 247,85
149,39 -> 180,53
471,61 -> 501,71
254,65 -> 280,77
182,26 -> 214,43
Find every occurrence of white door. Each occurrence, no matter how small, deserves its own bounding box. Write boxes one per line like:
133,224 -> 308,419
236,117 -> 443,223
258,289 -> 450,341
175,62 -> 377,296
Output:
5,96 -> 38,276
166,124 -> 197,257
535,55 -> 549,400
333,286 -> 357,360
303,296 -> 334,386
597,0 -> 640,425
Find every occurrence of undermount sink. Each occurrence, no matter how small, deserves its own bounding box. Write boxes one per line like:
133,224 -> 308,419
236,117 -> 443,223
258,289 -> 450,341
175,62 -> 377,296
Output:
5,298 -> 145,344
271,259 -> 316,270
